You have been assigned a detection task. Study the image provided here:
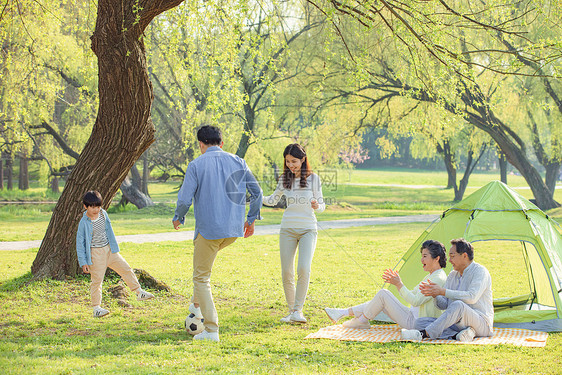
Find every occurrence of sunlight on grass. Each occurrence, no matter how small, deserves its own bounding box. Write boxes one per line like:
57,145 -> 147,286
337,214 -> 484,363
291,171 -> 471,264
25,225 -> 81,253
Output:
0,224 -> 561,374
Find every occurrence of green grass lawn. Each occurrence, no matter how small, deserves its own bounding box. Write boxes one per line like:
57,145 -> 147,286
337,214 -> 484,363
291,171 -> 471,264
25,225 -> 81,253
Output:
1,224 -> 561,374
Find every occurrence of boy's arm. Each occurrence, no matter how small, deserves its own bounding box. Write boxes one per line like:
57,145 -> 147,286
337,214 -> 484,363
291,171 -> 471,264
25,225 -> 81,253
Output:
76,221 -> 87,267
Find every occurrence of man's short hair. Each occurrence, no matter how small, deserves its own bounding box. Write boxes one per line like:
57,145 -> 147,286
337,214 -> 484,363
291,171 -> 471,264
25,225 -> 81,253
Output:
83,191 -> 103,207
197,125 -> 222,146
450,238 -> 474,260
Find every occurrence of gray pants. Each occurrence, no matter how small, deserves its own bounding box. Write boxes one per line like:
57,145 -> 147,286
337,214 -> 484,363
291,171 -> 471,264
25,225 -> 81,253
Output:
279,228 -> 317,312
352,289 -> 416,329
415,300 -> 493,339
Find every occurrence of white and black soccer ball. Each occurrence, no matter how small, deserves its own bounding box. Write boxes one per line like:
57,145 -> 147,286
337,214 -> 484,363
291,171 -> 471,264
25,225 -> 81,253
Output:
184,313 -> 204,335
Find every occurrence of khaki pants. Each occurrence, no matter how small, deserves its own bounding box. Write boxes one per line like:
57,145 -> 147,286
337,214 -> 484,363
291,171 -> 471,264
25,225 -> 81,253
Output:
279,228 -> 317,312
90,245 -> 141,307
192,234 -> 237,333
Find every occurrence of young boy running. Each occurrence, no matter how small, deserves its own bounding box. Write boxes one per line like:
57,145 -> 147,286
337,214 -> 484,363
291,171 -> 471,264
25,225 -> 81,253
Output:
76,190 -> 154,317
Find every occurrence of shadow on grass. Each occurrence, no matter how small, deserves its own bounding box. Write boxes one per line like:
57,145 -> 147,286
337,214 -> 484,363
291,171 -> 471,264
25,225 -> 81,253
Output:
0,272 -> 33,292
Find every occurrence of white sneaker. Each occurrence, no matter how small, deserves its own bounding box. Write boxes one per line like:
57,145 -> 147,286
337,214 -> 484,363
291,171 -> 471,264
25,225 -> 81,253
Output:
136,289 -> 154,301
189,303 -> 203,319
290,310 -> 307,323
400,328 -> 422,342
324,307 -> 346,323
456,327 -> 476,342
342,317 -> 371,329
280,313 -> 292,323
93,306 -> 110,318
193,330 -> 219,342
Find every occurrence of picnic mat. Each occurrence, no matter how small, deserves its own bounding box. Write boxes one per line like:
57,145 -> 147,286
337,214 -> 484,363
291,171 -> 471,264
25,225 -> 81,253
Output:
305,324 -> 548,347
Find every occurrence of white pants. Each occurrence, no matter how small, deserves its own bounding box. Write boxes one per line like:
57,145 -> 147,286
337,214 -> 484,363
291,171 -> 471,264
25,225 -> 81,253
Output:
415,300 -> 493,339
352,289 -> 416,329
279,228 -> 317,312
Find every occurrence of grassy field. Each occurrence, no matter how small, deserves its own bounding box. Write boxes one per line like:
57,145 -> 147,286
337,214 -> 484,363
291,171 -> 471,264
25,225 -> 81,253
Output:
1,168 -> 561,373
1,168 -> 561,242
1,224 -> 561,374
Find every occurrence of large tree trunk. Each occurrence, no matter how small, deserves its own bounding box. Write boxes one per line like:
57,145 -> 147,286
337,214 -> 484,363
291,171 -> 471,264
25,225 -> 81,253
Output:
18,155 -> 29,190
31,0 -> 185,280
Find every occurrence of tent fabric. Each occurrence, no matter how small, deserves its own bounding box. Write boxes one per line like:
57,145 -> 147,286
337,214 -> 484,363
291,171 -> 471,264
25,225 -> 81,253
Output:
385,181 -> 562,332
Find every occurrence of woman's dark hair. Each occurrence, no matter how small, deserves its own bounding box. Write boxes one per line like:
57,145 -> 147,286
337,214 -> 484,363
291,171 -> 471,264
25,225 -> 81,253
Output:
451,238 -> 474,260
83,191 -> 103,207
282,143 -> 311,189
197,125 -> 222,145
421,239 -> 447,268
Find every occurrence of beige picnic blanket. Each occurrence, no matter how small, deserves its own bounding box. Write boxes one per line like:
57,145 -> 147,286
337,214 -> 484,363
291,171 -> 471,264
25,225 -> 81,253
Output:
305,324 -> 548,347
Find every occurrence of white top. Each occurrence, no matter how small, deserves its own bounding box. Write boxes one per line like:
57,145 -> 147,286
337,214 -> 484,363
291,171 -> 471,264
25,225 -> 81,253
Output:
263,173 -> 325,229
437,261 -> 494,329
399,268 -> 447,318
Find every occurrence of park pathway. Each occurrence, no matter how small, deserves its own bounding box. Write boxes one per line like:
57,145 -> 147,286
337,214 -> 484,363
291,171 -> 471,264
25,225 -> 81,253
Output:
0,214 -> 438,251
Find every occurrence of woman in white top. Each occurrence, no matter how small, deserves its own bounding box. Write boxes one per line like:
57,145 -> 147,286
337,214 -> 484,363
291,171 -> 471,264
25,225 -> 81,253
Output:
263,144 -> 325,323
324,240 -> 447,329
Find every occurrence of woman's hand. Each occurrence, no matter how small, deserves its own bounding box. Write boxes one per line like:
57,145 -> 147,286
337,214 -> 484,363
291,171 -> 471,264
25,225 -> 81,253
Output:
382,268 -> 404,289
311,199 -> 319,210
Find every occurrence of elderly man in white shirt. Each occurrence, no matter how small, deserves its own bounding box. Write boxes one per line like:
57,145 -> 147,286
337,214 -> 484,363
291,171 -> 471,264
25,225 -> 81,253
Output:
401,238 -> 493,342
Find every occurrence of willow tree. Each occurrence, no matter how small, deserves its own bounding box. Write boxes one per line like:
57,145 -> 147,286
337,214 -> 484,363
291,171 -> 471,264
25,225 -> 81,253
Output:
31,0 -> 184,279
309,0 -> 561,209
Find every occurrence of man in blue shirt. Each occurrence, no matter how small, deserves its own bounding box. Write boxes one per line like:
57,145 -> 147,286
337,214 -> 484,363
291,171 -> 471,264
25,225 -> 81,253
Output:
173,125 -> 263,342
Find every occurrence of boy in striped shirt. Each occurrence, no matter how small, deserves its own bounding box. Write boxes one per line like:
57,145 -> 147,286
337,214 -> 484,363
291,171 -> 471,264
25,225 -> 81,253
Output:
76,191 -> 154,317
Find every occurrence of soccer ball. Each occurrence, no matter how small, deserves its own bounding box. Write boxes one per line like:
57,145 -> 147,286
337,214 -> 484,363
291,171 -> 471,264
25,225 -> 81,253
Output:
184,313 -> 205,335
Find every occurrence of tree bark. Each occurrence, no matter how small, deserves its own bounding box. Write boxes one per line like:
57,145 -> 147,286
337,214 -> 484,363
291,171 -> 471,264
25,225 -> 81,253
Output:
436,140 -> 456,189
0,155 -> 3,190
51,176 -> 59,193
454,145 -> 486,201
142,153 -> 150,195
32,0 -> 185,280
6,155 -> 13,190
236,100 -> 255,158
18,155 -> 29,190
545,162 -> 561,196
498,149 -> 507,184
121,177 -> 154,209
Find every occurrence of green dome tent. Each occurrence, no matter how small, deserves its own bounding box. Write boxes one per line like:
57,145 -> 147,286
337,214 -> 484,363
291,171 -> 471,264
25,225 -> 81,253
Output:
386,181 -> 562,332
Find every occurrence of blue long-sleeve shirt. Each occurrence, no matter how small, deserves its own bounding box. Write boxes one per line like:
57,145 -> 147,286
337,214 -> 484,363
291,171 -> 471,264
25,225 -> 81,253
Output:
173,146 -> 263,240
76,209 -> 119,267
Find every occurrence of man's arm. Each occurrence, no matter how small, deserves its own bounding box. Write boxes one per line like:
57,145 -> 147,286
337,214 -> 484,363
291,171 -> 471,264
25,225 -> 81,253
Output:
444,266 -> 490,304
173,163 -> 198,229
244,164 -> 263,225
